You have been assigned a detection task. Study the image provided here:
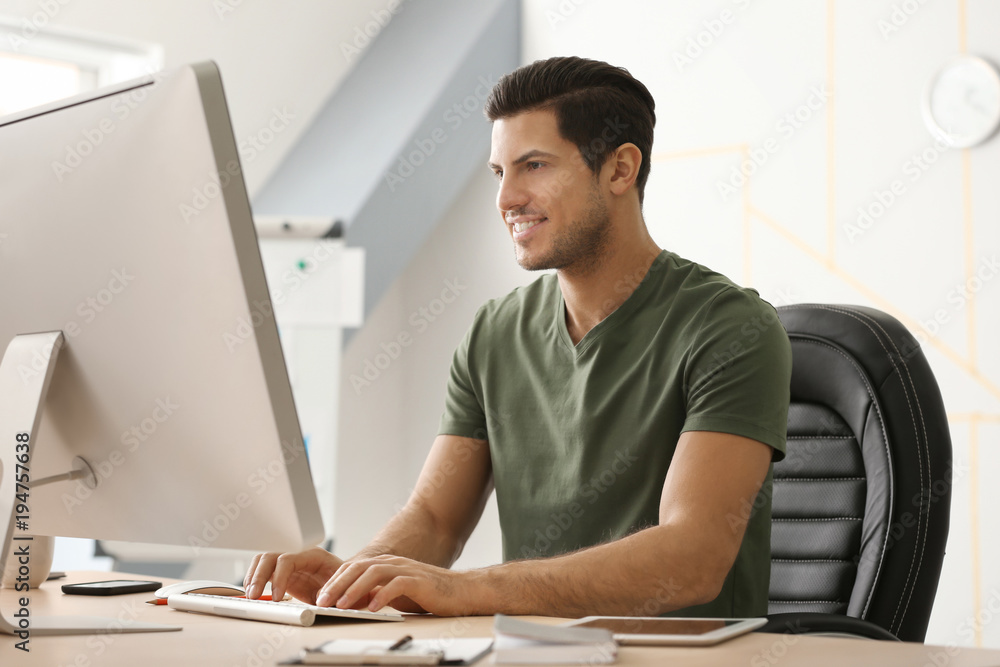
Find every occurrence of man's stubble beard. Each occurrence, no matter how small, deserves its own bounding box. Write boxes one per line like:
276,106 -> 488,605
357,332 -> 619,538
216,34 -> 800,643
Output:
515,187 -> 611,275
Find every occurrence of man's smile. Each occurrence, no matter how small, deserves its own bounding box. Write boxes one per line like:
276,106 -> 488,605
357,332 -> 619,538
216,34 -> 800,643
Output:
508,216 -> 548,239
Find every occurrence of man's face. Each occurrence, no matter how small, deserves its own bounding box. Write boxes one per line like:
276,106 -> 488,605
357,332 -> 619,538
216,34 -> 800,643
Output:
488,109 -> 610,272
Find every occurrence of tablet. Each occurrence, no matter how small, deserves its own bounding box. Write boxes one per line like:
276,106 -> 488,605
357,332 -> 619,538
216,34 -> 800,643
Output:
562,616 -> 767,646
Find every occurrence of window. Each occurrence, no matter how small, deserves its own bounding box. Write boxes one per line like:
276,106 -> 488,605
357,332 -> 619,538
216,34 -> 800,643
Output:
0,52 -> 93,116
0,17 -> 162,116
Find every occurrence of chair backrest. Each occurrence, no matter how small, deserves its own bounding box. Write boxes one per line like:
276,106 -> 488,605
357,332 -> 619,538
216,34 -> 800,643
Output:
769,304 -> 952,642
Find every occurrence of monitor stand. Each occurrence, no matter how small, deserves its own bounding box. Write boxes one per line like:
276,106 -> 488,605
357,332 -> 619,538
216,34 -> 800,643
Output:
0,331 -> 180,636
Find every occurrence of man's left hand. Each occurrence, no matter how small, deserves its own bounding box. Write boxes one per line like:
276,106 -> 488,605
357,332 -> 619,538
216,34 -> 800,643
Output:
315,555 -> 484,616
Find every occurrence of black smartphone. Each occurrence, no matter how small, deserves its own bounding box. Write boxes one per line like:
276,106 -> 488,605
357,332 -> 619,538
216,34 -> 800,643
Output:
61,580 -> 162,596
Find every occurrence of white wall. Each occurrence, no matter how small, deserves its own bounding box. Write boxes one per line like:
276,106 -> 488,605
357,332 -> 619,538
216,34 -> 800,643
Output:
0,0 -> 403,196
339,0 -> 1000,650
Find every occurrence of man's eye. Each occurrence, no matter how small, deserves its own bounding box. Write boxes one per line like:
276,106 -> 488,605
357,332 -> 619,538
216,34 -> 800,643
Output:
527,162 -> 542,170
493,170 -> 503,180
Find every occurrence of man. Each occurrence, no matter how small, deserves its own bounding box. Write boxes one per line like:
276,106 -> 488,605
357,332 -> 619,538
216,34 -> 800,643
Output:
244,56 -> 791,618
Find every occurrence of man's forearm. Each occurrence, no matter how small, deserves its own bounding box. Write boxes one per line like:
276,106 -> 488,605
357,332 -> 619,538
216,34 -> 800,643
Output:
323,434 -> 767,618
349,434 -> 491,569
473,522 -> 731,617
351,502 -> 464,568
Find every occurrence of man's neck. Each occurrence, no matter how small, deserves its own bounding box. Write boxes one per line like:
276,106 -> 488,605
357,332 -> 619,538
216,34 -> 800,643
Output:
557,236 -> 662,345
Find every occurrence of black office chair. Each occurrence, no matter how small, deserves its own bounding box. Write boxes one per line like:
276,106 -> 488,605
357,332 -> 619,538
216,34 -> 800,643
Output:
761,304 -> 952,642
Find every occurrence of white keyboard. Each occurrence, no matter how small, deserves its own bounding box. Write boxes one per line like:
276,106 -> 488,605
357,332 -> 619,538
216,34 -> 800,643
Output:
167,593 -> 404,626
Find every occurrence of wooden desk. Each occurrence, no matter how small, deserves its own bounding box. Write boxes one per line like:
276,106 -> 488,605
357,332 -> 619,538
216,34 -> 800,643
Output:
3,572 -> 1000,666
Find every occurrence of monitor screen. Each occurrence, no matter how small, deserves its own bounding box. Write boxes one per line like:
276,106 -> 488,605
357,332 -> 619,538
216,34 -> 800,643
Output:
0,61 -> 324,554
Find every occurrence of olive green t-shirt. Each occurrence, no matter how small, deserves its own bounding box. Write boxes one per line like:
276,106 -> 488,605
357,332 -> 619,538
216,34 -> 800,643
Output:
438,250 -> 791,617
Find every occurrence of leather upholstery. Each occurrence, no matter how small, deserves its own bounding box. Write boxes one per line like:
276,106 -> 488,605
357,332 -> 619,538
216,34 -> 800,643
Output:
767,304 -> 952,642
758,612 -> 901,641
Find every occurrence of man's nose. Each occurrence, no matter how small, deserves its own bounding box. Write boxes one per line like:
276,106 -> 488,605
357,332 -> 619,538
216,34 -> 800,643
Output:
496,173 -> 528,215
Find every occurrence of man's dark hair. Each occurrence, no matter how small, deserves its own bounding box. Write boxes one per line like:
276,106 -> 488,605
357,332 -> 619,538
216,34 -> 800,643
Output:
485,56 -> 656,205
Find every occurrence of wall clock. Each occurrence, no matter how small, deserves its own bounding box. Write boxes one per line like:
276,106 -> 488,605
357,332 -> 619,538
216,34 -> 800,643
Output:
923,54 -> 1000,148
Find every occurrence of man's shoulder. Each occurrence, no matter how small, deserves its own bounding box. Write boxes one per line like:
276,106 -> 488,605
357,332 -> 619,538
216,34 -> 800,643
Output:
661,251 -> 749,297
655,251 -> 777,323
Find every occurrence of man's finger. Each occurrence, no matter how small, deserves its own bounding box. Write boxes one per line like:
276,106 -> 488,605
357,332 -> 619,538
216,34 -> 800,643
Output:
369,575 -> 418,612
243,553 -> 262,590
337,564 -> 401,610
270,554 -> 300,603
317,560 -> 372,607
247,552 -> 280,599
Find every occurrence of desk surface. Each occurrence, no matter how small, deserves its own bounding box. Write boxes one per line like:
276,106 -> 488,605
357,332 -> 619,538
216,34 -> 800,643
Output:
3,572 -> 1000,666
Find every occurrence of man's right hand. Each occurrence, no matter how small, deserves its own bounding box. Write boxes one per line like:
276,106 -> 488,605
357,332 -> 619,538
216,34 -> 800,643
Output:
244,547 -> 345,605
243,435 -> 492,609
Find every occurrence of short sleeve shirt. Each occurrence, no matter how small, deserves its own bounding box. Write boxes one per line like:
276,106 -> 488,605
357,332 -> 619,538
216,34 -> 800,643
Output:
438,250 -> 792,617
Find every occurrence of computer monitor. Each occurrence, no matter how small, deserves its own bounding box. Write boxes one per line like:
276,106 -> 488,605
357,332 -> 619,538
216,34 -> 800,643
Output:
0,62 -> 324,634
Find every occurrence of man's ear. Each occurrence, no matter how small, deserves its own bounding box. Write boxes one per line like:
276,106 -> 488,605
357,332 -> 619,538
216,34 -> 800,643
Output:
607,143 -> 642,197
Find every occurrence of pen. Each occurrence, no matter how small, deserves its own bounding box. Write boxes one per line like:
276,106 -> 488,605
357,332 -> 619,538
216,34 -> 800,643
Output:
388,635 -> 414,651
